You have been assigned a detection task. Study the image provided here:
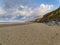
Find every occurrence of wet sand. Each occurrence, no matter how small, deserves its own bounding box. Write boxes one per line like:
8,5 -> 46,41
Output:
0,23 -> 60,45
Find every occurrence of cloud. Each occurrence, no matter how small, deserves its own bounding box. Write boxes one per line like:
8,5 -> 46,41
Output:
0,7 -> 6,15
3,0 -> 54,16
0,3 -> 54,22
35,4 -> 53,17
13,5 -> 34,16
10,4 -> 53,16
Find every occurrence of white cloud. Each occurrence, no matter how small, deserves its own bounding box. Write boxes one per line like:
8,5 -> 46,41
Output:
0,4 -> 54,22
12,5 -> 34,16
3,0 -> 54,17
36,4 -> 53,16
0,4 -> 54,16
0,7 -> 6,15
20,5 -> 25,8
35,4 -> 53,17
11,4 -> 53,17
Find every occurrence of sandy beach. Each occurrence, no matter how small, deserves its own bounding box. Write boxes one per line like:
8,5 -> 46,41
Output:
0,23 -> 60,45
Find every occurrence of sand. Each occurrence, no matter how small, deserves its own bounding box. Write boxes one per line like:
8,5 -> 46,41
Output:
0,23 -> 60,45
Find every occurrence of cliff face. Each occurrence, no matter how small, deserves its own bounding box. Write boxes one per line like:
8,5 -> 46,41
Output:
35,7 -> 60,23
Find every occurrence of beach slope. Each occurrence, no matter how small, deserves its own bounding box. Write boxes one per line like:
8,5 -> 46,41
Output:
0,23 -> 60,45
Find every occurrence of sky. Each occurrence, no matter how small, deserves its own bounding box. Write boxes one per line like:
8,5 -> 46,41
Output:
0,0 -> 60,23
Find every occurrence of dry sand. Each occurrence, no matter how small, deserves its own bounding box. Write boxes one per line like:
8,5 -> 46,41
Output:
0,23 -> 60,45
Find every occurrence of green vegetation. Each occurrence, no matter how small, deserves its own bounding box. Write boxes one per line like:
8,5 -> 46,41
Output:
35,7 -> 60,23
